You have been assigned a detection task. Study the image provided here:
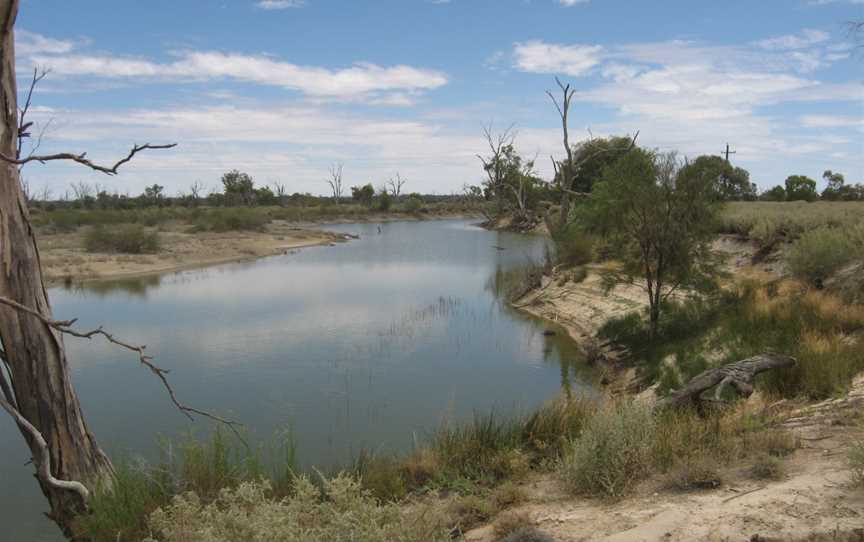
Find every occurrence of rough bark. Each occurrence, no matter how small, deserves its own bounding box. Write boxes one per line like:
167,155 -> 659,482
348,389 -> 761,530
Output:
0,1 -> 113,536
654,353 -> 796,411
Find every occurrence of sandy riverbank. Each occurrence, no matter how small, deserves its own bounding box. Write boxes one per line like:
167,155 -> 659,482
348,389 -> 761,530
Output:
37,221 -> 349,286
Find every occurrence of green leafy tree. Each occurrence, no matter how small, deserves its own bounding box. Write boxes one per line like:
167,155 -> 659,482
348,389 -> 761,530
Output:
784,175 -> 818,202
143,183 -> 164,207
760,185 -> 786,201
351,183 -> 375,206
377,187 -> 392,211
255,186 -> 277,206
563,136 -> 639,194
679,155 -> 756,201
587,149 -> 720,337
221,170 -> 256,206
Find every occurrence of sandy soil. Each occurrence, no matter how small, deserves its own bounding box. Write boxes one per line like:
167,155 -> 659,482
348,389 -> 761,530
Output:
465,375 -> 864,542
37,220 -> 351,285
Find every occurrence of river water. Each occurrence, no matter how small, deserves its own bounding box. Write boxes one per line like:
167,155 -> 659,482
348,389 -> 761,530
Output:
0,219 -> 593,540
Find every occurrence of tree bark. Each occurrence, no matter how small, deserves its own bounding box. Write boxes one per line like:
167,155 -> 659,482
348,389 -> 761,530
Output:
0,1 -> 113,536
654,354 -> 796,411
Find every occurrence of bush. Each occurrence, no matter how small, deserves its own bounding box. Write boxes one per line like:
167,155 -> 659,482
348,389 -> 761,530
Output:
553,225 -> 594,267
84,225 -> 160,254
558,402 -> 655,499
663,457 -> 722,491
144,477 -> 452,542
403,197 -> 423,213
749,454 -> 784,480
191,208 -> 270,232
786,226 -> 864,286
850,439 -> 864,488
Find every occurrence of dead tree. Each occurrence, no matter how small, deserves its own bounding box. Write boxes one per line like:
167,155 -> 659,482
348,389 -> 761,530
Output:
0,3 -> 233,534
189,179 -> 205,205
476,123 -> 516,213
327,163 -> 344,204
654,354 -> 796,412
387,172 -> 406,197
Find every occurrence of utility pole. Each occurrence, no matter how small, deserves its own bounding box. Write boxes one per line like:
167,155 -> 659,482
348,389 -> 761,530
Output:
723,143 -> 736,162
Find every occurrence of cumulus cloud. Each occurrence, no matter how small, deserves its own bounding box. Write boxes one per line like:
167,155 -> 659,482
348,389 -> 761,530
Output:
513,41 -> 603,76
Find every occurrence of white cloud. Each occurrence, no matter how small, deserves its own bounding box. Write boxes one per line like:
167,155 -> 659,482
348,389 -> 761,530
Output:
15,30 -> 75,55
513,41 -> 603,76
558,0 -> 590,5
255,0 -> 305,9
757,29 -> 829,50
26,50 -> 448,100
800,114 -> 864,128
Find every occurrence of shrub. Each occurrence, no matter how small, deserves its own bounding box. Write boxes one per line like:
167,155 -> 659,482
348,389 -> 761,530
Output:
84,225 -> 160,254
558,401 -> 655,499
493,511 -> 534,540
749,454 -> 784,480
191,208 -> 270,232
403,197 -> 423,213
492,482 -> 528,509
499,527 -> 554,542
850,439 -> 864,488
786,226 -> 863,286
144,477 -> 452,542
553,225 -> 594,267
663,457 -> 722,491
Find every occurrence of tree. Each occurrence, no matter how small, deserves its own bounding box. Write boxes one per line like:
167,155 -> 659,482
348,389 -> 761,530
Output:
327,163 -> 344,204
188,180 -> 205,207
784,175 -> 818,202
351,183 -> 375,206
587,149 -> 719,337
477,123 -> 516,213
143,183 -> 164,206
0,5 -> 227,534
821,170 -> 847,201
679,155 -> 756,201
760,185 -> 786,201
221,170 -> 256,206
546,78 -> 639,233
387,173 -> 407,197
377,187 -> 392,211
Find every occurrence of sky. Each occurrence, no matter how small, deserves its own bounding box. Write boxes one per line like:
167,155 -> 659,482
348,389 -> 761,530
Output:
14,0 -> 864,198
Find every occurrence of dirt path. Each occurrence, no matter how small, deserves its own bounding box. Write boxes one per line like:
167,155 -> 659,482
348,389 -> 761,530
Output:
466,376 -> 864,542
38,220 -> 350,285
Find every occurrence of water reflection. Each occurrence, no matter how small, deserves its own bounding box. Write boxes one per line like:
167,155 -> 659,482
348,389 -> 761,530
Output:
0,219 -> 595,541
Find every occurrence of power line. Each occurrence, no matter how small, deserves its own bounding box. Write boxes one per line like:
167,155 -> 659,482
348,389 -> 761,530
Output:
723,143 -> 736,162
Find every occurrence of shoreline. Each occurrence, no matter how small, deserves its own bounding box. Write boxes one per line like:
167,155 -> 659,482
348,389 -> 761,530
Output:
38,213 -> 481,287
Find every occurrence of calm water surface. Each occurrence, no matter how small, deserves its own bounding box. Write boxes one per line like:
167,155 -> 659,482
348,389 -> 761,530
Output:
0,219 -> 594,541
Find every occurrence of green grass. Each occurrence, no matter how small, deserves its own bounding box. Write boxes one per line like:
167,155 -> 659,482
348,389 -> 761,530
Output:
717,201 -> 864,243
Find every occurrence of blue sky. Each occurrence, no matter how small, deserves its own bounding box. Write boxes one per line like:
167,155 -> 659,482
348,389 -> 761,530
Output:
15,0 -> 864,198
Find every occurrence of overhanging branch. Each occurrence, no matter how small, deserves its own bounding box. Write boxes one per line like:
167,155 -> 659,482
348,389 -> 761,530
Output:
0,143 -> 177,176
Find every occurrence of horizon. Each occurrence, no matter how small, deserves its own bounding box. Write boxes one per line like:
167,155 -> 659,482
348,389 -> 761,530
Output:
14,0 -> 864,198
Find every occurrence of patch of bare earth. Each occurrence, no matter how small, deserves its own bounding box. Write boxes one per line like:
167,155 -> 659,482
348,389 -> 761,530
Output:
38,220 -> 348,285
465,376 -> 864,542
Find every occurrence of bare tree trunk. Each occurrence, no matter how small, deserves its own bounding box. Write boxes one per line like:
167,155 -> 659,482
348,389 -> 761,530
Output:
0,2 -> 113,535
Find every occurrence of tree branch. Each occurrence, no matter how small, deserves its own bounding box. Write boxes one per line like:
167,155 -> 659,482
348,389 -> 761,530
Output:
0,295 -> 242,435
0,394 -> 90,502
0,143 -> 178,176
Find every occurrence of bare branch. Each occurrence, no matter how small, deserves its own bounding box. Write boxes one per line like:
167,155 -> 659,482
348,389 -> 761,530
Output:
0,394 -> 90,502
0,295 -> 242,434
0,143 -> 178,176
16,67 -> 49,160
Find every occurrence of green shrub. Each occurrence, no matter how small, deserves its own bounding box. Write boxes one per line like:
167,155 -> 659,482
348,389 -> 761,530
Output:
144,476 -> 452,542
749,454 -> 784,480
403,197 -> 423,213
84,225 -> 160,254
786,226 -> 863,286
553,225 -> 594,267
558,402 -> 655,499
191,208 -> 270,232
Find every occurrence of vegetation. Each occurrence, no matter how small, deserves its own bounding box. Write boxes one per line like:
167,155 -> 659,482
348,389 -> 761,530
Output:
84,225 -> 160,254
850,439 -> 864,488
786,225 -> 864,286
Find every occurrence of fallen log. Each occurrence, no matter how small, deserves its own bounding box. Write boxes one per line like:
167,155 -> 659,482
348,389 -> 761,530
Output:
654,353 -> 796,411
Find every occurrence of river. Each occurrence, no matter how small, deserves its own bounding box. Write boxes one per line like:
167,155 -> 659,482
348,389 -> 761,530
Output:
0,219 -> 594,541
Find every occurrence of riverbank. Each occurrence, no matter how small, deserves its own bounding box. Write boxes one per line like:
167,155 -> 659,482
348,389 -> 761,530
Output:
37,212 -> 480,285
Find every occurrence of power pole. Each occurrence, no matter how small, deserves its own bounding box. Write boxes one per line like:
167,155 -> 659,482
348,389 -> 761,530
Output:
723,143 -> 736,162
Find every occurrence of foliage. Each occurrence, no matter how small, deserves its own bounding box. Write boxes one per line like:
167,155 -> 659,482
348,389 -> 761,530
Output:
760,185 -> 787,202
221,170 -> 256,206
84,225 -> 160,254
144,477 -> 452,542
402,196 -> 423,213
552,224 -> 594,267
587,148 -> 720,336
679,155 -> 756,201
566,135 -> 637,194
191,208 -> 270,232
351,183 -> 375,206
717,201 -> 864,245
821,170 -> 864,201
786,225 -> 864,286
377,189 -> 392,211
784,175 -> 818,202
850,439 -> 864,488
558,401 -> 655,499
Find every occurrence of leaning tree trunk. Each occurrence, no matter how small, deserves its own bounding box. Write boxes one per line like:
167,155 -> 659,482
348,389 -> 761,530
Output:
0,1 -> 113,535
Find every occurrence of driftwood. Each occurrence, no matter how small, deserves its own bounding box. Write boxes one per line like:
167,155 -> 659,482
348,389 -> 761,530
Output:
654,354 -> 796,411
